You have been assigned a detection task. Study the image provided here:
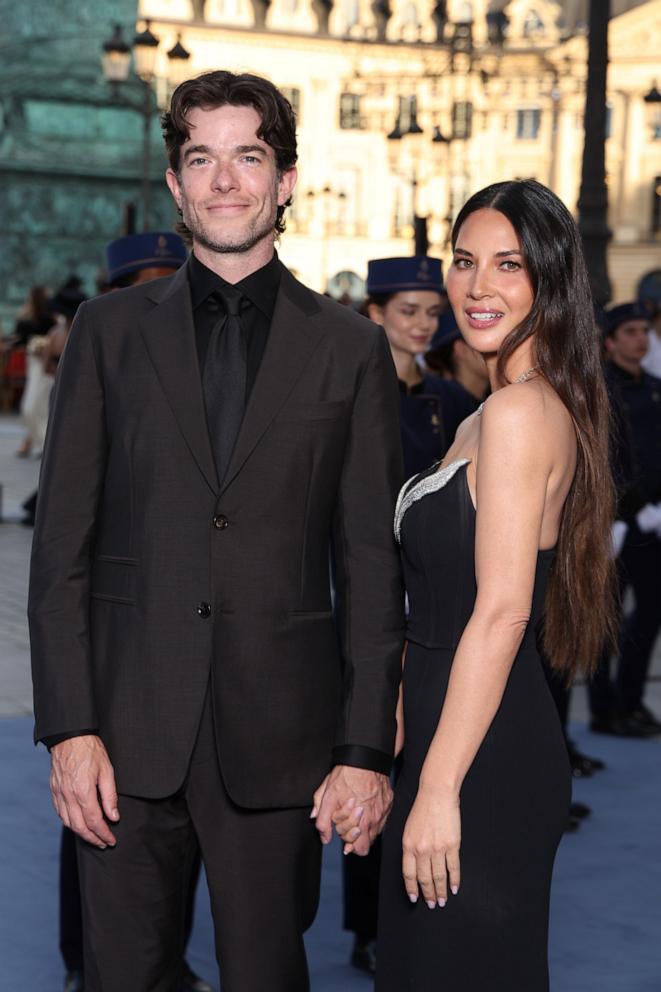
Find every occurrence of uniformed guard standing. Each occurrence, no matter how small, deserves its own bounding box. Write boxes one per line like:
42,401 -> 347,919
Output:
365,256 -> 477,479
590,302 -> 661,737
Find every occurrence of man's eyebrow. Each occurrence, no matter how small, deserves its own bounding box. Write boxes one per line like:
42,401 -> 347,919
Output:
183,144 -> 213,160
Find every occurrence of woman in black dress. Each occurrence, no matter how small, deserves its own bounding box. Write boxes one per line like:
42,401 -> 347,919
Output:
335,181 -> 616,990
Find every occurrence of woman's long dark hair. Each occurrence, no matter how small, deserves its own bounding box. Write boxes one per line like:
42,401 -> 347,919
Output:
452,179 -> 616,679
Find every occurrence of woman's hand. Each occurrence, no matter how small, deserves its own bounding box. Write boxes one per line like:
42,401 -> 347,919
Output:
402,784 -> 461,908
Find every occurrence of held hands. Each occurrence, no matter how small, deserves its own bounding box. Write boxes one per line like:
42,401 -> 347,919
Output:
401,783 -> 461,908
49,735 -> 119,849
312,765 -> 393,856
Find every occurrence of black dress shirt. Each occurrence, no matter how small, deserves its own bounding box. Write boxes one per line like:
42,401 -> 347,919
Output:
188,250 -> 281,395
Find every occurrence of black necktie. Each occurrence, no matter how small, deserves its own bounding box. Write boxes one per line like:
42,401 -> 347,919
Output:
202,286 -> 247,484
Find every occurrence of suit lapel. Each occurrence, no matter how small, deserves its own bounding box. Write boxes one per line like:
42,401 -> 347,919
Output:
139,264 -> 220,494
220,267 -> 324,495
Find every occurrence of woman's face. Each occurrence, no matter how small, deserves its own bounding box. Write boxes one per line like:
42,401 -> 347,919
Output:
369,291 -> 443,358
446,208 -> 534,357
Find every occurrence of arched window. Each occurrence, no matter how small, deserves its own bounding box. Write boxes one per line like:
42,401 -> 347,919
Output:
523,9 -> 544,36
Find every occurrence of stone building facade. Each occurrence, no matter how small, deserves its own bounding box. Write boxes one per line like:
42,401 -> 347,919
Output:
0,0 -> 659,320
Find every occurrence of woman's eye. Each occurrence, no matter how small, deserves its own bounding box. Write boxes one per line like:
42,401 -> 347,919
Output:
500,260 -> 522,271
453,258 -> 471,269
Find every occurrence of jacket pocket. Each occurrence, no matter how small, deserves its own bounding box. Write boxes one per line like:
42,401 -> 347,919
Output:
91,557 -> 138,605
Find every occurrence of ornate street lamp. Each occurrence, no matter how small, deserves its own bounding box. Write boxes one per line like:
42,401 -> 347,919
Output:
101,21 -> 191,232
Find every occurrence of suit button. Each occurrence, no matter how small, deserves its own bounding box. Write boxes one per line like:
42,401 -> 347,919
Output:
197,602 -> 211,618
213,514 -> 228,530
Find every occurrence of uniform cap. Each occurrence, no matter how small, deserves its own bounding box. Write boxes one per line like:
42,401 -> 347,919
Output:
603,302 -> 649,337
106,232 -> 188,284
366,256 -> 443,295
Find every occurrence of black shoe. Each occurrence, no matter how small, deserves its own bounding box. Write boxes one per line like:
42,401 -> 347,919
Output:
629,704 -> 661,733
566,740 -> 606,773
570,801 -> 591,820
64,971 -> 84,992
568,749 -> 593,778
590,713 -> 659,738
351,937 -> 377,975
180,962 -> 215,992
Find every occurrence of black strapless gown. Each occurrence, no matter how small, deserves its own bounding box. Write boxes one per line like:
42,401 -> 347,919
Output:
377,460 -> 571,991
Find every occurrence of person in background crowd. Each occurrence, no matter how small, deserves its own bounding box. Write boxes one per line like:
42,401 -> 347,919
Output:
56,232 -> 212,992
21,277 -> 87,526
589,302 -> 661,737
7,286 -> 54,455
341,258 -> 475,977
365,256 -> 477,479
640,297 -> 661,379
424,310 -> 490,403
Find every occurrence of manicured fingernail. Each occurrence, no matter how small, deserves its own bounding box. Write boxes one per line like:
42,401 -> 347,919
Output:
98,843 -> 107,850
347,797 -> 356,809
350,827 -> 360,839
408,894 -> 418,903
111,809 -> 119,820
451,885 -> 459,896
354,806 -> 364,819
343,845 -> 351,855
426,900 -> 436,910
310,806 -> 318,818
438,898 -> 446,908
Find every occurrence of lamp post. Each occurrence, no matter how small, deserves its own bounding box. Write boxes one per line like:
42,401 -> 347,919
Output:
576,0 -> 611,308
101,21 -> 191,231
305,186 -> 347,290
387,95 -> 430,254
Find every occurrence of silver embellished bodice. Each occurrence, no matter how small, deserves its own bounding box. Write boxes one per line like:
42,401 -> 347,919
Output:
394,459 -> 471,543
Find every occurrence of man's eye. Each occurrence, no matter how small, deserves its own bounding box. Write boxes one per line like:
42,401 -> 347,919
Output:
190,157 -> 208,166
242,155 -> 261,164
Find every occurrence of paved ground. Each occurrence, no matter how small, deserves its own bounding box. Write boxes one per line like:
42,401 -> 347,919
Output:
1,412 -> 660,991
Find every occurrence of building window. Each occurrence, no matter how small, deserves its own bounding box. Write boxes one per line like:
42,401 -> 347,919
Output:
281,87 -> 302,119
452,101 -> 473,140
516,108 -> 541,139
523,9 -> 544,36
339,93 -> 363,130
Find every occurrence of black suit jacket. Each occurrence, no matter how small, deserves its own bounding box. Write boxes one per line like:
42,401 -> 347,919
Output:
29,263 -> 405,807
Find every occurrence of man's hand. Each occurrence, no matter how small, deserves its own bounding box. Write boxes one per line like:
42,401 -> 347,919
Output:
312,765 -> 392,856
49,735 -> 119,848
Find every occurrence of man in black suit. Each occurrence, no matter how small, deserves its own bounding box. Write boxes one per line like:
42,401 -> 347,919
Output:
29,71 -> 404,991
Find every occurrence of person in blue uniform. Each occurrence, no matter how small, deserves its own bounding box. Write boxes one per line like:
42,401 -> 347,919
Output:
365,256 -> 477,479
342,258 -> 476,975
589,302 -> 661,737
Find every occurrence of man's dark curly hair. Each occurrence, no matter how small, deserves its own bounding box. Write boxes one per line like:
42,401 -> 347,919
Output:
162,70 -> 298,239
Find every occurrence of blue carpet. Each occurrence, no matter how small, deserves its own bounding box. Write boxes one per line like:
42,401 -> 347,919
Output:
1,717 -> 659,991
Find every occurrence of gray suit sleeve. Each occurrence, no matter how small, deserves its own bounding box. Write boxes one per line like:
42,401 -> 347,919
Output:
331,327 -> 405,766
28,303 -> 107,743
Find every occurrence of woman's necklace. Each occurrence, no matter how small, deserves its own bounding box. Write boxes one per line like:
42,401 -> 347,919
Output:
477,365 -> 541,416
513,365 -> 541,383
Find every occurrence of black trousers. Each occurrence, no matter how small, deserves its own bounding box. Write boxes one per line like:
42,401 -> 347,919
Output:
589,525 -> 661,717
343,839 -> 381,942
60,826 -> 203,972
76,694 -> 322,991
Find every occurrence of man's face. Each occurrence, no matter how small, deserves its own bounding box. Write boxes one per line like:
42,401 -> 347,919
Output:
166,104 -> 297,256
605,319 -> 650,366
